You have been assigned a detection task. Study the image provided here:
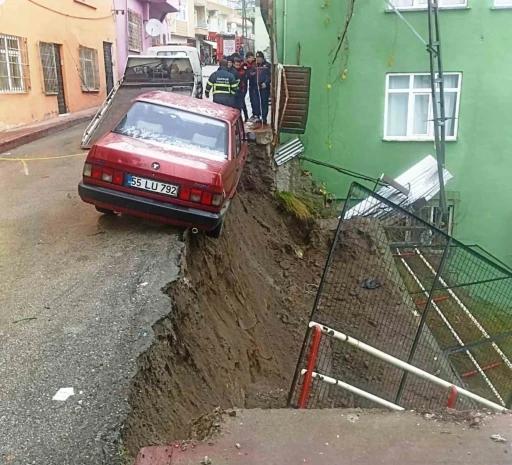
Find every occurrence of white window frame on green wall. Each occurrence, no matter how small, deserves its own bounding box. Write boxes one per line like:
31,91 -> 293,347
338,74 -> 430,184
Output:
383,72 -> 462,142
387,0 -> 467,10
493,0 -> 512,7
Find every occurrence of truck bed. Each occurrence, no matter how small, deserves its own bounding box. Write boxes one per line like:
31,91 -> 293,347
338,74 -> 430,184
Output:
81,84 -> 194,149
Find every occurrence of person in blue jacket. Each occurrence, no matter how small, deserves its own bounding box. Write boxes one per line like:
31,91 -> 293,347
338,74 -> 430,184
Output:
247,51 -> 271,124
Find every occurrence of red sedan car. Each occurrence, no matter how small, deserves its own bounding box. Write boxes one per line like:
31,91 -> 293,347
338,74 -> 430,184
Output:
78,91 -> 252,237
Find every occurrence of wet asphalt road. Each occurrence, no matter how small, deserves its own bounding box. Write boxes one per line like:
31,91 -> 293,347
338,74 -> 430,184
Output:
0,123 -> 183,464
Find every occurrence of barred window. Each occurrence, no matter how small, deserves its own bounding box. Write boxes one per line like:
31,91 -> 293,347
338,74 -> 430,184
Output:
0,33 -> 30,93
128,10 -> 143,52
39,42 -> 58,94
79,46 -> 100,92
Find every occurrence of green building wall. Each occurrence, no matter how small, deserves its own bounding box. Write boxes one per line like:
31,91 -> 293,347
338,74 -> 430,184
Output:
275,0 -> 512,266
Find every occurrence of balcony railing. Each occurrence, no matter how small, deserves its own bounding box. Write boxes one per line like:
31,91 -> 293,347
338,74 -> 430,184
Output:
196,21 -> 208,29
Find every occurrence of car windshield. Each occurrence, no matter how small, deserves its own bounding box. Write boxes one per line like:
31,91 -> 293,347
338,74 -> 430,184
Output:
113,101 -> 228,160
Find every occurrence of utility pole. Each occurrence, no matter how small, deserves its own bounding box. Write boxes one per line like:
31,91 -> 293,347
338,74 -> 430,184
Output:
427,0 -> 448,229
385,0 -> 448,231
241,0 -> 247,37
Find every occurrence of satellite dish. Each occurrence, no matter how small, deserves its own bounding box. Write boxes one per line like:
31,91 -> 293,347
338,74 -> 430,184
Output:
145,19 -> 163,37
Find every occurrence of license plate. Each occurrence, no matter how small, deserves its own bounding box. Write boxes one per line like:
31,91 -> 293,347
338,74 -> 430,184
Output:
126,174 -> 178,197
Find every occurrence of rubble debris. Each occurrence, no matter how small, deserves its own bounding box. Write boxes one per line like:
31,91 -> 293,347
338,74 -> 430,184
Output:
52,387 -> 75,401
490,434 -> 507,443
347,414 -> 359,423
200,456 -> 212,465
361,278 -> 380,290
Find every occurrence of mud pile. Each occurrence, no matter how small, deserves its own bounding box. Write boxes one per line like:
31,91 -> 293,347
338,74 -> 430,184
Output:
122,146 -> 332,457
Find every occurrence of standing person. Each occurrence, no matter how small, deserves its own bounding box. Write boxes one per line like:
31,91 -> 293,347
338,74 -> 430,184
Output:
248,51 -> 271,124
245,51 -> 257,119
227,55 -> 235,73
204,49 -> 210,65
239,45 -> 245,61
233,57 -> 249,121
204,59 -> 239,108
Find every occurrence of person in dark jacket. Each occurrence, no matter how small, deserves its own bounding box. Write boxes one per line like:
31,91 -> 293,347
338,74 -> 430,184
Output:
233,57 -> 249,121
226,55 -> 238,78
247,51 -> 271,124
205,59 -> 239,108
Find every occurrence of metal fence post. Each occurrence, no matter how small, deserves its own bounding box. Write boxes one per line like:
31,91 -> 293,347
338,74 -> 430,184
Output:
395,237 -> 453,404
287,184 -> 356,407
506,392 -> 512,410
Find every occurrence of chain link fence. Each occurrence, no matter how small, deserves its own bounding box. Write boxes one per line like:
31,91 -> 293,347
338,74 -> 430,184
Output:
289,182 -> 512,411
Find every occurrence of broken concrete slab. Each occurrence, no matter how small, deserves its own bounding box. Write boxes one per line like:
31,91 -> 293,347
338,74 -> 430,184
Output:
137,408 -> 512,464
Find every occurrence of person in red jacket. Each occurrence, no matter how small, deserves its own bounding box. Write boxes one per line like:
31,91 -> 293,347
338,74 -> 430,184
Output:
233,57 -> 249,121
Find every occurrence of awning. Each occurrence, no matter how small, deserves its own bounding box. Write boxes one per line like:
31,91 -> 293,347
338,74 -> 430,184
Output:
204,40 -> 217,49
149,0 -> 179,21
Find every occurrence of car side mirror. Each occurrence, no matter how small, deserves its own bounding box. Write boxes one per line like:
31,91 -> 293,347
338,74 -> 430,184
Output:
246,132 -> 257,143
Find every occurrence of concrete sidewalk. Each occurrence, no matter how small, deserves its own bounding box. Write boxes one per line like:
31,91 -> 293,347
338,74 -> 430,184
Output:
136,409 -> 512,465
0,107 -> 97,154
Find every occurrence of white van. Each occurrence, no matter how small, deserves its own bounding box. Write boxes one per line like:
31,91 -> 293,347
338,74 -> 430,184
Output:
147,45 -> 203,99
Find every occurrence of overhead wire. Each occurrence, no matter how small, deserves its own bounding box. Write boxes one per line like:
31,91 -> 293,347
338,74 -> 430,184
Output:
300,156 -> 387,186
28,0 -> 115,20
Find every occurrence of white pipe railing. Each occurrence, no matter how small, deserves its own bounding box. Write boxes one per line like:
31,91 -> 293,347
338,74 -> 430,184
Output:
309,321 -> 509,413
301,370 -> 405,411
415,249 -> 512,373
396,250 -> 504,405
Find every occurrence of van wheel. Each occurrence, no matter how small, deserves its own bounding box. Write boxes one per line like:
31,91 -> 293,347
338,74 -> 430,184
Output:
206,219 -> 224,238
95,206 -> 115,215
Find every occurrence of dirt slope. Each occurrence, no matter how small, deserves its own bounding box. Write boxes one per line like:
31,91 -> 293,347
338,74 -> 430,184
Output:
122,147 -> 332,458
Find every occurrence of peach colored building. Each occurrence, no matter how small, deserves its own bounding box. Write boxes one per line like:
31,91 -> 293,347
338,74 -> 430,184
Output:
0,0 -> 118,131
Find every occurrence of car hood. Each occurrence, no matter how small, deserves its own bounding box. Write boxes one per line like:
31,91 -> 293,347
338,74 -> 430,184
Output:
93,132 -> 227,186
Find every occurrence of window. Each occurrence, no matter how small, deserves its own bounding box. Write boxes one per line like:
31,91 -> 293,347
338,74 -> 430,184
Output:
494,0 -> 512,6
151,35 -> 161,46
39,42 -> 58,95
194,9 -> 198,26
0,34 -> 30,93
128,10 -> 143,52
384,73 -> 462,141
419,204 -> 454,235
114,101 -> 229,160
79,46 -> 100,92
387,0 -> 466,9
177,1 -> 188,21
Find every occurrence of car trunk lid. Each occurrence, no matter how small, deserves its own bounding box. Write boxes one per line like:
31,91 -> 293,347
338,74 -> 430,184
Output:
90,132 -> 225,189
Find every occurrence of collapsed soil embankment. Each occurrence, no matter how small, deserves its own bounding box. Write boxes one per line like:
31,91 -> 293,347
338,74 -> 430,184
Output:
122,146 -> 333,458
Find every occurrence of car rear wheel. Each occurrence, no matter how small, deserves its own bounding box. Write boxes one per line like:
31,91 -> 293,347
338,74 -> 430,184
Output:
205,219 -> 224,239
95,206 -> 116,215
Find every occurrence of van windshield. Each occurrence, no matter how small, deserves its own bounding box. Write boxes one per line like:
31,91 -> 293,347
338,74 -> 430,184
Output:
113,101 -> 228,161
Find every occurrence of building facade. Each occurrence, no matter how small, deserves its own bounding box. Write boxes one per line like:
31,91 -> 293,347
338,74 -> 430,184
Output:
165,0 -> 248,55
0,0 -> 118,130
275,0 -> 512,265
113,0 -> 179,75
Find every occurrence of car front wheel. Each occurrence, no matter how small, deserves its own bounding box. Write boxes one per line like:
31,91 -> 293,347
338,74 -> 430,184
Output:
205,219 -> 224,238
95,206 -> 115,215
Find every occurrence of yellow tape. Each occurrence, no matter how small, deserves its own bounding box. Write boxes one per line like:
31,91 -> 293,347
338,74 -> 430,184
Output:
0,153 -> 86,162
